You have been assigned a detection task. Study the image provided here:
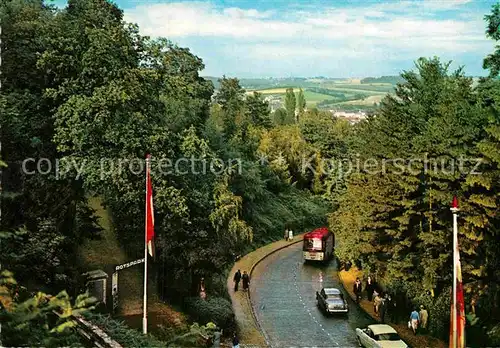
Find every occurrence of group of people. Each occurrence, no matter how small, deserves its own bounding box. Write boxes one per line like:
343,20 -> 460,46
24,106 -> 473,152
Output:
353,276 -> 379,303
284,228 -> 294,241
233,269 -> 250,292
409,305 -> 429,335
354,277 -> 389,320
353,276 -> 430,335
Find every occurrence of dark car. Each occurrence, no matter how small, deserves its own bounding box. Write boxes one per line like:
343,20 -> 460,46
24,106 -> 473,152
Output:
316,287 -> 348,315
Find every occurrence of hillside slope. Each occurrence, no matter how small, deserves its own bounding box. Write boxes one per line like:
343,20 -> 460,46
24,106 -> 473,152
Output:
78,197 -> 186,331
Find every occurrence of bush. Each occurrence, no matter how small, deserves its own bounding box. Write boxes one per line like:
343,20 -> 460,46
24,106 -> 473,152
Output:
487,324 -> 500,346
427,289 -> 451,340
183,296 -> 236,333
83,313 -> 166,347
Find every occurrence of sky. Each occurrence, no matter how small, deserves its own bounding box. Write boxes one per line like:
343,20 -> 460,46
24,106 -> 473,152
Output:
52,0 -> 499,78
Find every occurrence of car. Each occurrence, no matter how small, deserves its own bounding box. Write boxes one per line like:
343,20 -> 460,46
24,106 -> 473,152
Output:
355,324 -> 408,348
315,287 -> 348,315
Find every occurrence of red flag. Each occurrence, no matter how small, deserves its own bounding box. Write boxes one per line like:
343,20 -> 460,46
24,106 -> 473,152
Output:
146,155 -> 155,257
449,250 -> 466,347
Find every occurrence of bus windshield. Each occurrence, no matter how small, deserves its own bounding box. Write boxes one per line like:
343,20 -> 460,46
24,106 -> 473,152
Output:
304,238 -> 323,251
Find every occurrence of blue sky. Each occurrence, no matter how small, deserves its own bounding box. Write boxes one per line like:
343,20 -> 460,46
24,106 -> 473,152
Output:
52,0 -> 499,78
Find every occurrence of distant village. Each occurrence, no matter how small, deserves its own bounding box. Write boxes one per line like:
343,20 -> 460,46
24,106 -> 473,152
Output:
263,95 -> 368,124
211,90 -> 369,125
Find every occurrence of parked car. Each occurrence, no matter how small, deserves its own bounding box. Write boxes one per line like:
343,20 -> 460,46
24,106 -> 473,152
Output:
315,287 -> 348,315
355,324 -> 408,348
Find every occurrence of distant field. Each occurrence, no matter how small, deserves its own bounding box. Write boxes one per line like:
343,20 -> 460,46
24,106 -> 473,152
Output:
319,83 -> 394,93
303,90 -> 339,104
336,94 -> 386,105
245,81 -> 394,108
315,85 -> 390,95
248,87 -> 301,94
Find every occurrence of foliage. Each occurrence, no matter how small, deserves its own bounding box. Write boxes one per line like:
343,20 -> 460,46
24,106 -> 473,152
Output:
297,88 -> 306,118
0,270 -> 96,347
245,91 -> 272,128
183,297 -> 236,333
330,53 -> 500,344
284,87 -> 296,123
483,3 -> 500,77
0,0 -> 103,293
83,313 -> 168,347
360,76 -> 405,84
272,108 -> 288,125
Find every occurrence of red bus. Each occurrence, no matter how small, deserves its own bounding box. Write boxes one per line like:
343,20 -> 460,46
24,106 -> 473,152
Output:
303,227 -> 334,262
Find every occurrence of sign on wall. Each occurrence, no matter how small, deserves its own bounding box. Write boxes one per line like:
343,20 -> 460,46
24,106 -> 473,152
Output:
112,258 -> 145,313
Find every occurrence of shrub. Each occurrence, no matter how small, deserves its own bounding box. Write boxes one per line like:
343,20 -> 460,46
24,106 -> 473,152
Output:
83,313 -> 166,347
487,324 -> 500,346
427,289 -> 451,340
183,296 -> 235,333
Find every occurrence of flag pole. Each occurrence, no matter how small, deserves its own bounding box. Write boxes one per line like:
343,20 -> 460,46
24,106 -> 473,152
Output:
143,155 -> 149,335
451,196 -> 459,348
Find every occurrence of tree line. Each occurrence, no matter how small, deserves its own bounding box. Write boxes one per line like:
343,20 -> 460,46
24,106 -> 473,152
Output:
329,6 -> 500,345
0,0 -> 329,344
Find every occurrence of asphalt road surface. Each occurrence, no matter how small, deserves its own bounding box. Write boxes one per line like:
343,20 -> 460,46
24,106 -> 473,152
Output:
250,243 -> 375,348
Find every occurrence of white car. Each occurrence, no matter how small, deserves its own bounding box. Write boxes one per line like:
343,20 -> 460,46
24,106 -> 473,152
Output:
355,324 -> 408,348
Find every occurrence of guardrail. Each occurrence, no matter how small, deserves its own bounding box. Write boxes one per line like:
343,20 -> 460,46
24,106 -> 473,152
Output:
73,315 -> 123,348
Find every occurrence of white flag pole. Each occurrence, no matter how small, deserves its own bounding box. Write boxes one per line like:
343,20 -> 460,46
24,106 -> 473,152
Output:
451,197 -> 459,348
143,156 -> 149,335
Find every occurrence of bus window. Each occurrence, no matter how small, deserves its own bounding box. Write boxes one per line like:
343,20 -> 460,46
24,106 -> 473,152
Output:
312,239 -> 322,249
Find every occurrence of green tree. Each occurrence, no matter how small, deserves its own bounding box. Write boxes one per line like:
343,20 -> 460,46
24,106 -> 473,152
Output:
331,57 -> 489,311
272,108 -> 287,125
214,77 -> 246,137
0,269 -> 96,347
284,88 -> 296,123
297,88 -> 306,120
245,91 -> 272,128
483,3 -> 500,77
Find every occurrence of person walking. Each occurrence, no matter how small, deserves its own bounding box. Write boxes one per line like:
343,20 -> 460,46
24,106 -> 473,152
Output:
373,292 -> 382,314
232,333 -> 239,348
419,305 -> 428,333
353,278 -> 362,303
199,277 -> 206,300
288,228 -> 294,241
366,276 -> 375,302
233,269 -> 241,291
409,308 -> 420,335
385,293 -> 394,321
379,295 -> 387,323
284,228 -> 289,241
242,271 -> 250,291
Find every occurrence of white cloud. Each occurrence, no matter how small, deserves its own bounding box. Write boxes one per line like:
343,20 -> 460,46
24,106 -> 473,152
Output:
124,2 -> 300,39
123,1 -> 493,66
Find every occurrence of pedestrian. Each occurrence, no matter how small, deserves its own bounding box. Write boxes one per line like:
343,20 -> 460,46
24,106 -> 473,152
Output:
288,228 -> 293,241
284,228 -> 289,241
199,277 -> 206,300
409,308 -> 420,335
233,269 -> 241,291
385,293 -> 394,321
373,292 -> 382,314
353,277 -> 362,303
379,295 -> 387,323
366,276 -> 375,302
242,271 -> 250,291
419,305 -> 428,333
232,333 -> 239,348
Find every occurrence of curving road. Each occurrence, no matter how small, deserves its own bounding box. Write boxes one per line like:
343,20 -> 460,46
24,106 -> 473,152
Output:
250,242 -> 375,348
